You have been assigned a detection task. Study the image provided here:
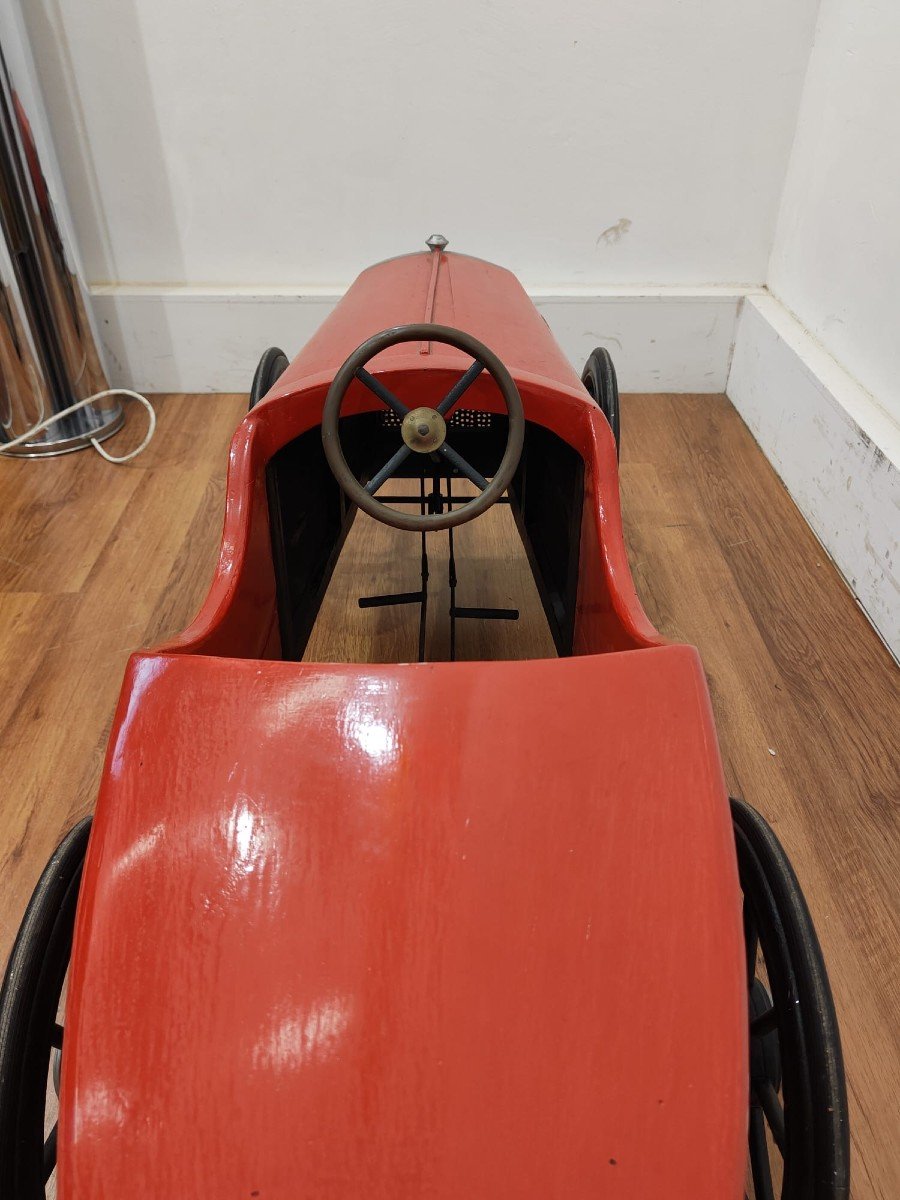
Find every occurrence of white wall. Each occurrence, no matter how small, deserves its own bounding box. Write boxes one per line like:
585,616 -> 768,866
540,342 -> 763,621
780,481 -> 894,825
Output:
768,0 -> 900,425
21,0 -> 818,291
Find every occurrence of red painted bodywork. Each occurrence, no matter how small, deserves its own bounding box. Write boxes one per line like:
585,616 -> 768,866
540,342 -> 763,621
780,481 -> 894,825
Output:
59,250 -> 746,1198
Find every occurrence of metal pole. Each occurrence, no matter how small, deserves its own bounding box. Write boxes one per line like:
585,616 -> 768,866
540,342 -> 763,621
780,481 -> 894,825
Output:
0,35 -> 121,457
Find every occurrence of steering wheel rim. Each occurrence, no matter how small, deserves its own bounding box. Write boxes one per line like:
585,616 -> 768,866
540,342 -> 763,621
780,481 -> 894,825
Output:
321,323 -> 525,532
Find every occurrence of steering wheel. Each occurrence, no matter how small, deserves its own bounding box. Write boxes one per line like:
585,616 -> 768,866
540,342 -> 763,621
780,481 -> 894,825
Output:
321,323 -> 524,531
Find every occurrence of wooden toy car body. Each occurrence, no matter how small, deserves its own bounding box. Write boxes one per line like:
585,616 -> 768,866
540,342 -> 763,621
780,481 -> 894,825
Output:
0,243 -> 849,1200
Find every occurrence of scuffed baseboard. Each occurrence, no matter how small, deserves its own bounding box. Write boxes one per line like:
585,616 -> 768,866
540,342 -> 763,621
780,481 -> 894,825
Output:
88,283 -> 751,394
727,293 -> 899,659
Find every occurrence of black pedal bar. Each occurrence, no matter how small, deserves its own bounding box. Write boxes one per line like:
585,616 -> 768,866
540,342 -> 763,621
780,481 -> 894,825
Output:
368,495 -> 511,507
450,606 -> 519,621
358,590 -> 426,609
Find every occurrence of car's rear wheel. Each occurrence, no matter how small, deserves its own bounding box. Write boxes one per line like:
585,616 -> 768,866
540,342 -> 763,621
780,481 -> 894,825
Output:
0,817 -> 91,1198
581,347 -> 620,457
249,347 -> 289,411
732,797 -> 849,1199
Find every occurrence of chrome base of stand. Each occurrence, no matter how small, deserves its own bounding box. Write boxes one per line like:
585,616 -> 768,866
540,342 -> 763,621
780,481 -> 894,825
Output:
1,405 -> 125,458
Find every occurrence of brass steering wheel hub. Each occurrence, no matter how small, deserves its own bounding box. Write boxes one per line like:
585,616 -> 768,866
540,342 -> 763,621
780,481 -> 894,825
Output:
401,406 -> 447,454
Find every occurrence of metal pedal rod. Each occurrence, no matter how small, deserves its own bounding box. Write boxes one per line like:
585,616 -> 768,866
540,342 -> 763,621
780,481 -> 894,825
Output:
450,606 -> 519,620
418,473 -> 428,663
358,591 -> 424,609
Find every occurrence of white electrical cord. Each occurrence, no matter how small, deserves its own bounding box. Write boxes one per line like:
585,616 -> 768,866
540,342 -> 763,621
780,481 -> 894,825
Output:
0,388 -> 156,463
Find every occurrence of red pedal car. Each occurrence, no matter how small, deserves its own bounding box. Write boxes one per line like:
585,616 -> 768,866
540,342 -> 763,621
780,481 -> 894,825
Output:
1,238 -> 848,1199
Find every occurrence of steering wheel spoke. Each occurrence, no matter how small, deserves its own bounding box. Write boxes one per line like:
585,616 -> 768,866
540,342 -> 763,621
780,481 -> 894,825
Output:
355,367 -> 409,419
365,444 -> 413,496
437,360 -> 485,417
438,442 -> 489,491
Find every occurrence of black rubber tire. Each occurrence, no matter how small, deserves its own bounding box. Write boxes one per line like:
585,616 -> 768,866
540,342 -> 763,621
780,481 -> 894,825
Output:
249,347 -> 289,410
0,817 -> 92,1198
581,347 -> 620,457
732,797 -> 849,1200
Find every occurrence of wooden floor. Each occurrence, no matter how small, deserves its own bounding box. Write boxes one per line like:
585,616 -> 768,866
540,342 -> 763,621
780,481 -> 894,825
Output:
304,478 -> 558,663
1,393 -> 897,1197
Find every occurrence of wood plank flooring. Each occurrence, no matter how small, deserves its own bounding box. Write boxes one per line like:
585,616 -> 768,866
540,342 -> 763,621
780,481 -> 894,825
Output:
1,393 -> 897,1197
303,479 -> 557,663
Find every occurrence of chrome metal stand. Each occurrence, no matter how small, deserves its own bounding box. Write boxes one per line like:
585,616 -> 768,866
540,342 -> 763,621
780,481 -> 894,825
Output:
0,34 -> 119,456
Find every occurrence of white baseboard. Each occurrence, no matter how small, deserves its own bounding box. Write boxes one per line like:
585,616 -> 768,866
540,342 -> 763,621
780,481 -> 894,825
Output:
727,294 -> 899,659
88,284 -> 751,395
